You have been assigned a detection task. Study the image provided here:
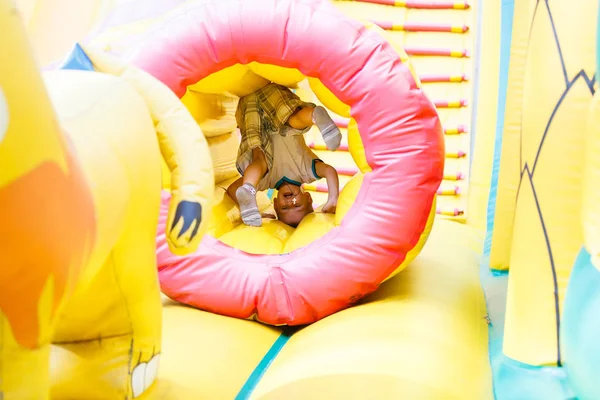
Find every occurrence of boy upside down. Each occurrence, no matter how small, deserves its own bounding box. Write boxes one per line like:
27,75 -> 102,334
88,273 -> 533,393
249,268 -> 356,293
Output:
227,83 -> 341,228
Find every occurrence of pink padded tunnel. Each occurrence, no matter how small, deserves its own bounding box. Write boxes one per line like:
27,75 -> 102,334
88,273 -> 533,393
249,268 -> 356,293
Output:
130,0 -> 445,325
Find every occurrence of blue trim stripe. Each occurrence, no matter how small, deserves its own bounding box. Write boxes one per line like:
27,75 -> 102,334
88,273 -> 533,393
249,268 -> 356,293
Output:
481,0 -> 515,269
561,247 -> 600,398
597,0 -> 600,81
235,329 -> 295,400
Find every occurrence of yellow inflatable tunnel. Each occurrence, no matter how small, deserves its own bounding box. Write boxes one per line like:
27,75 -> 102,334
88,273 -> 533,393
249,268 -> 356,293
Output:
121,0 -> 445,328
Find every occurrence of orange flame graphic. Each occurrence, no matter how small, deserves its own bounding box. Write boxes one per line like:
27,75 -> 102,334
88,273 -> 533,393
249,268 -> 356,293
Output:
0,147 -> 96,349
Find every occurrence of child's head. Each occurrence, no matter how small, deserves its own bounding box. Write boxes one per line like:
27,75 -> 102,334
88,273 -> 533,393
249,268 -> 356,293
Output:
274,183 -> 313,228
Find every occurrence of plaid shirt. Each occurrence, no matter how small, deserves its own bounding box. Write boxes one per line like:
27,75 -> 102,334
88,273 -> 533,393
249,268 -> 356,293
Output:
235,83 -> 315,175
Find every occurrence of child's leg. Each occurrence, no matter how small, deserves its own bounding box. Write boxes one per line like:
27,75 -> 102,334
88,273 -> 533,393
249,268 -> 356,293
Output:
236,148 -> 267,227
287,106 -> 315,130
287,105 -> 341,151
242,148 -> 268,187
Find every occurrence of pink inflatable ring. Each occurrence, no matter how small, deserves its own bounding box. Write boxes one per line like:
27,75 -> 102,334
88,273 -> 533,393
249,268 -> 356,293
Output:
130,0 -> 445,325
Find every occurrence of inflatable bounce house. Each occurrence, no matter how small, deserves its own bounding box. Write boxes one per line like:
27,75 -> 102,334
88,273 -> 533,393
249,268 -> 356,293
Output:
1,0 -> 599,398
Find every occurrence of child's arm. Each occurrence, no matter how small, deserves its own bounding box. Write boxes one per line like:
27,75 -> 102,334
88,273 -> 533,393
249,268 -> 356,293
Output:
315,161 -> 339,214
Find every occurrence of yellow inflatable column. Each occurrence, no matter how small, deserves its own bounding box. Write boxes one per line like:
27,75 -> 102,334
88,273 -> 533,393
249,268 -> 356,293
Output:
503,1 -> 597,366
83,46 -> 215,256
0,2 -> 96,398
485,0 -> 538,271
466,0 -> 500,233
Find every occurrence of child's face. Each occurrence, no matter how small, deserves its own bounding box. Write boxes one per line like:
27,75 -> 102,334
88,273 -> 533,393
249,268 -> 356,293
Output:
274,184 -> 313,228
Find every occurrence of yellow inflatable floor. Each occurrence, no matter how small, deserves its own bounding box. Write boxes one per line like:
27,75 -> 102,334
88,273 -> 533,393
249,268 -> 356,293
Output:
144,219 -> 492,399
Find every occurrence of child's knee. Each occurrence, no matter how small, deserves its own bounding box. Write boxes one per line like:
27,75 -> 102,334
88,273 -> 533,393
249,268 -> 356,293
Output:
288,106 -> 314,130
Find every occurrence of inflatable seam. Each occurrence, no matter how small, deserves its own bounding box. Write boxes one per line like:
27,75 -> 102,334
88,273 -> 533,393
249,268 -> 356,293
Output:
268,266 -> 294,323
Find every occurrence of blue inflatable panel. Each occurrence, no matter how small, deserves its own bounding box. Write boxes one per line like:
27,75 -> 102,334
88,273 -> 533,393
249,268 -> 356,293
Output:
60,44 -> 94,72
480,264 -> 574,399
561,247 -> 600,400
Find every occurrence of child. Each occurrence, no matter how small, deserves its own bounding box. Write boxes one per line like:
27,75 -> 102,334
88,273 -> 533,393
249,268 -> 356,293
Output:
226,83 -> 341,228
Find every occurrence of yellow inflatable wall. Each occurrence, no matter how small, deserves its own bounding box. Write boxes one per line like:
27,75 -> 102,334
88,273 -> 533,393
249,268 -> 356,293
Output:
1,0 -> 213,397
485,0 -> 538,272
332,0 -> 476,221
0,3 -> 97,397
466,0 -> 500,233
479,0 -> 600,398
45,69 -> 164,399
0,1 -> 163,396
502,1 -> 597,366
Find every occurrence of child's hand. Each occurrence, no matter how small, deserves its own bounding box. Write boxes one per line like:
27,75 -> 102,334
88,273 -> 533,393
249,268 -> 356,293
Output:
315,162 -> 339,215
261,212 -> 276,219
322,199 -> 337,214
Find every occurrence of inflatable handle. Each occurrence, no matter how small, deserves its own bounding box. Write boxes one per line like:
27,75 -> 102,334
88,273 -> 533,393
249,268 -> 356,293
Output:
447,150 -> 467,158
436,207 -> 464,216
337,166 -> 360,176
405,47 -> 470,57
434,99 -> 468,108
445,124 -> 468,135
436,185 -> 461,196
374,21 -> 469,33
443,172 -> 465,181
420,73 -> 469,83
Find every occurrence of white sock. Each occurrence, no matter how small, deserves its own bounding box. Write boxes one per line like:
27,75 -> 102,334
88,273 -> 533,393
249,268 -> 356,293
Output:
312,106 -> 342,151
236,183 -> 262,227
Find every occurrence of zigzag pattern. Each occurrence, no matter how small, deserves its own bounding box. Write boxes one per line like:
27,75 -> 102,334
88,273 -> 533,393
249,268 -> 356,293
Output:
515,0 -> 596,367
